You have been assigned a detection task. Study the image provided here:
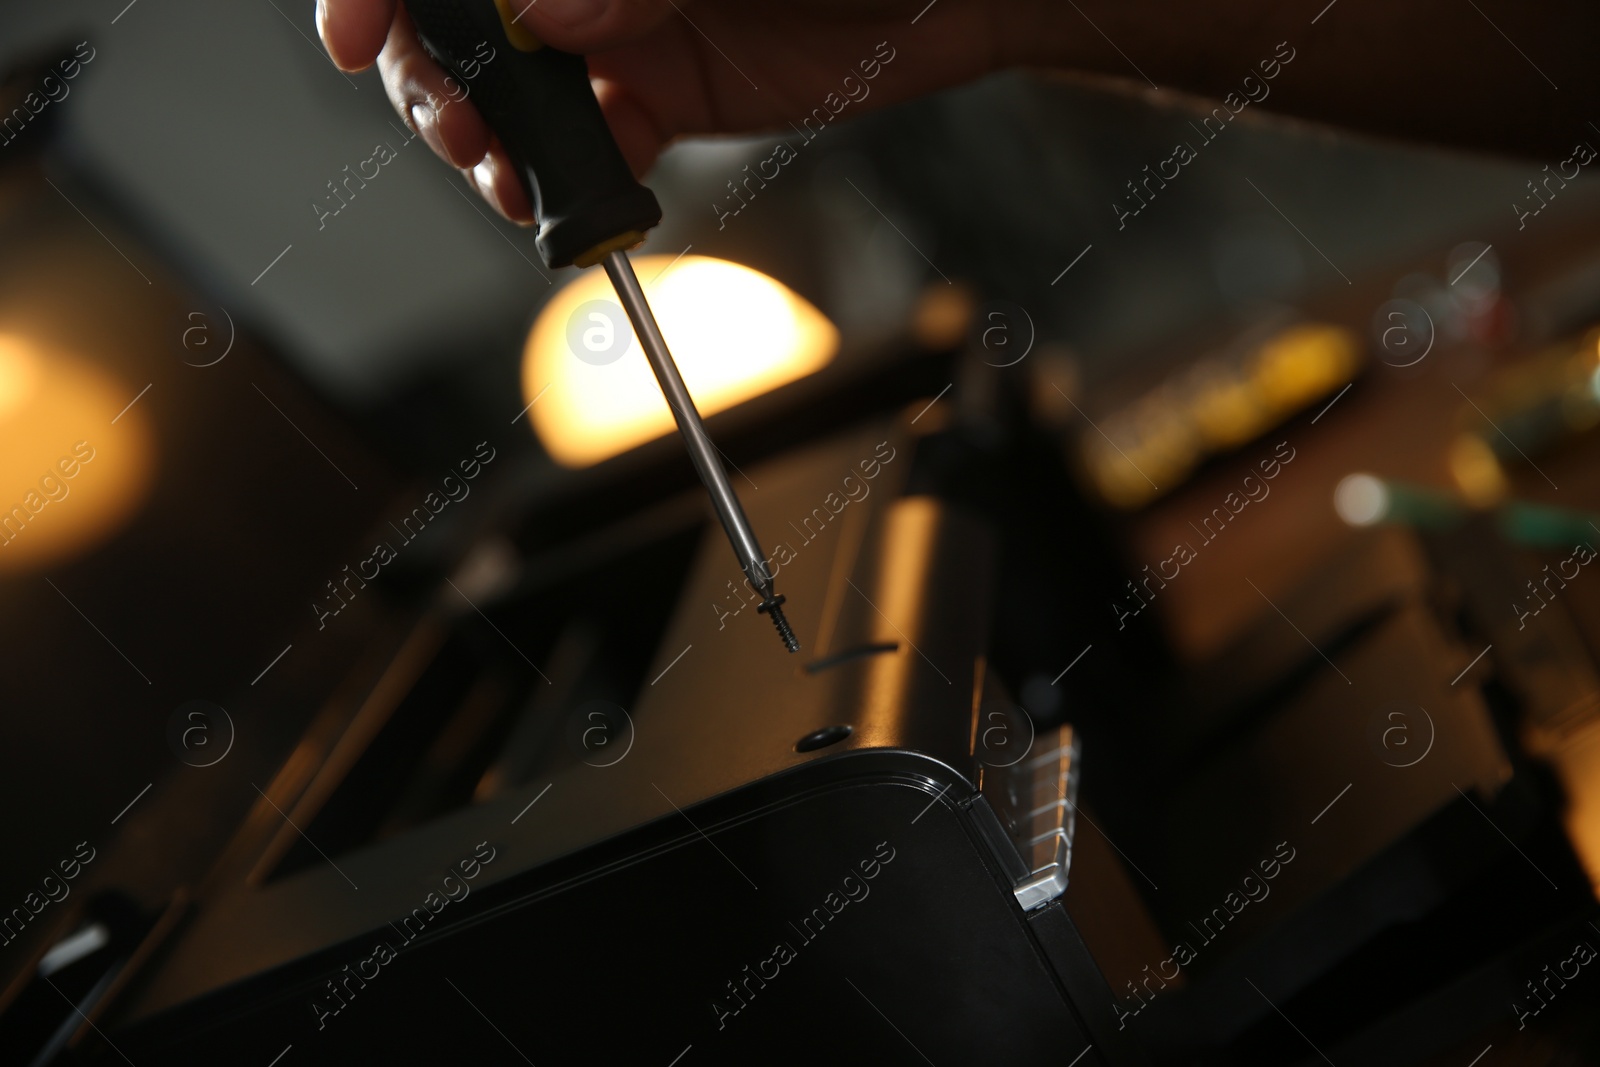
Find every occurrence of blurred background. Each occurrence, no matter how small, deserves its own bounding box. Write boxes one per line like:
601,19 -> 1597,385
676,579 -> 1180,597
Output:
5,2 -> 1600,1064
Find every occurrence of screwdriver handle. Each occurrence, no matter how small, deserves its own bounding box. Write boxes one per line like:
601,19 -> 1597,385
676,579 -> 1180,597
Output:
406,0 -> 661,269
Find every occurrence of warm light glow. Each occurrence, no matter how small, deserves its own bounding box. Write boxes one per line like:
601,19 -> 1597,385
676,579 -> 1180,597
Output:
1189,361 -> 1266,450
523,256 -> 838,468
1448,433 -> 1508,507
1079,322 -> 1361,510
0,341 -> 40,419
0,335 -> 154,571
1254,324 -> 1360,413
910,283 -> 974,351
1532,707 -> 1600,896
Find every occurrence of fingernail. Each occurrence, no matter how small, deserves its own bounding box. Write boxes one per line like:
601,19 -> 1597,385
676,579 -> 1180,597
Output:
409,103 -> 446,160
472,158 -> 506,218
527,0 -> 607,29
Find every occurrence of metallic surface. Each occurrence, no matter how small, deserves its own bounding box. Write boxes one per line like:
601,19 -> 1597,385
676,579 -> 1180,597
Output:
1006,729 -> 1080,911
112,415 -> 1110,1063
602,250 -> 798,650
118,419 -> 996,1026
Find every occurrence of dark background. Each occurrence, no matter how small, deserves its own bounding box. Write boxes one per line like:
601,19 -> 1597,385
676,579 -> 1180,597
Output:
2,0 -> 1597,1018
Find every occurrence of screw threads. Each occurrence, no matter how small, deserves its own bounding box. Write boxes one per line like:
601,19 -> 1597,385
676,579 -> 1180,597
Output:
758,595 -> 800,653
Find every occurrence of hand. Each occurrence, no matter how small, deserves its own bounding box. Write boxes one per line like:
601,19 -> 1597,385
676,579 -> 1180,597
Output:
316,0 -> 1013,223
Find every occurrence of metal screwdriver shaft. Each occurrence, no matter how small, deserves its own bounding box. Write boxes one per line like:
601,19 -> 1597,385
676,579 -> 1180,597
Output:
602,251 -> 799,652
403,0 -> 798,651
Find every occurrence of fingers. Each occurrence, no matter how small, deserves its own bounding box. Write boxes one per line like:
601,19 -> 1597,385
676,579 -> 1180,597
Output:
318,0 -> 396,72
469,140 -> 535,224
592,77 -> 669,177
329,0 -> 674,222
378,7 -> 531,221
325,0 -> 678,70
379,6 -> 493,169
512,0 -> 677,54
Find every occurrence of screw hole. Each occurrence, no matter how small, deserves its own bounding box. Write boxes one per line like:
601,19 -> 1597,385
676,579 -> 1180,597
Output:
795,724 -> 852,753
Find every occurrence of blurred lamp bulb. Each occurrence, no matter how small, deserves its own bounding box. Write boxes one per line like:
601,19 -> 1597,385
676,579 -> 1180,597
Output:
0,336 -> 41,420
522,255 -> 838,468
0,336 -> 154,571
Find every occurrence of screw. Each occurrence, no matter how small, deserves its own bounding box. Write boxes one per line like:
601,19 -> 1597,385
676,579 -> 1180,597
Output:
758,595 -> 800,653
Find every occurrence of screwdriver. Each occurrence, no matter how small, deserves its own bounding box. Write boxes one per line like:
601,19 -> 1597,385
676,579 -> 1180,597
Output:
405,0 -> 799,652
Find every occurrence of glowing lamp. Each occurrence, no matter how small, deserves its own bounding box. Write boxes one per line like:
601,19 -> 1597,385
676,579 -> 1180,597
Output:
522,255 -> 837,468
0,335 -> 154,571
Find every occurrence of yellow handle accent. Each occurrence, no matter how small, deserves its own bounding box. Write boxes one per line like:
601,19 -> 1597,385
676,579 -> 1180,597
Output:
573,230 -> 647,268
492,0 -> 543,50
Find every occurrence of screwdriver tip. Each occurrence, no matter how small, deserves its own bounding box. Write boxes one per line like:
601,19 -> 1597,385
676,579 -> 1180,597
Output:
758,595 -> 800,653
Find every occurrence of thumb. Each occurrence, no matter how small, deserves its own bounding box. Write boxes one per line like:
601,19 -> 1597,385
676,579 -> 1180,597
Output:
511,0 -> 676,53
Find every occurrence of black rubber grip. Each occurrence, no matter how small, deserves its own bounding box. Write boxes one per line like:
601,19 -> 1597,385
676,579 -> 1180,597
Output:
406,0 -> 661,268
